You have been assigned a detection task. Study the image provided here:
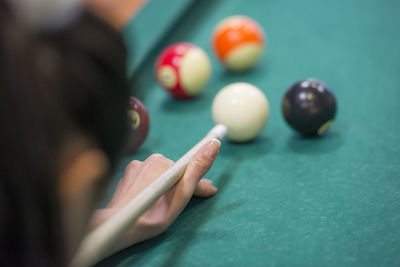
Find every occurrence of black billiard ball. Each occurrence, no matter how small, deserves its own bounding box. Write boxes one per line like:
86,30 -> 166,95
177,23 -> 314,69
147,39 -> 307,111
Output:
282,78 -> 337,136
127,97 -> 150,153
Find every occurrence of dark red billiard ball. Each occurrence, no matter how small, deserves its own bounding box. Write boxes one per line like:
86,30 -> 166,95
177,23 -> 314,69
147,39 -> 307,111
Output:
127,97 -> 150,153
282,78 -> 337,136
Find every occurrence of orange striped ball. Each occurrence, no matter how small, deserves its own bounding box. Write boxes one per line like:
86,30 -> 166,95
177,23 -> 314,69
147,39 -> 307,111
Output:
212,16 -> 265,72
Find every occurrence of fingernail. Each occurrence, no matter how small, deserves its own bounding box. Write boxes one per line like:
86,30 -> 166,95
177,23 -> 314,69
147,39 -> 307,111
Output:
210,182 -> 218,193
205,179 -> 218,193
204,138 -> 221,159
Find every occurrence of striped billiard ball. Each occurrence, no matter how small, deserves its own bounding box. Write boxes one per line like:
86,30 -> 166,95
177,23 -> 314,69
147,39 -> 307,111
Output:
155,42 -> 211,99
212,16 -> 265,72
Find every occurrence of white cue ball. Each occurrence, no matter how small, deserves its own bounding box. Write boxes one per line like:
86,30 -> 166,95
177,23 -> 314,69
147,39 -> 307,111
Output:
212,82 -> 269,142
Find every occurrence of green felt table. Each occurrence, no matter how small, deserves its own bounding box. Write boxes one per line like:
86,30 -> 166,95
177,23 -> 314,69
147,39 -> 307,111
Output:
97,0 -> 400,266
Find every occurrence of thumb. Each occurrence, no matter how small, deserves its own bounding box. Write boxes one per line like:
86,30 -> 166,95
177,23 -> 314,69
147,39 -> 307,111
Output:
183,138 -> 221,186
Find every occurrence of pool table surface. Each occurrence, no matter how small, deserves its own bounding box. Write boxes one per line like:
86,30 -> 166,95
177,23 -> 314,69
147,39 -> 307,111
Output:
97,0 -> 400,266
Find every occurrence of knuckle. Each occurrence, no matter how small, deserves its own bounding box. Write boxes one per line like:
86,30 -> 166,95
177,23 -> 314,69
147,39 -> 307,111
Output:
125,160 -> 141,172
137,215 -> 169,237
148,153 -> 165,161
148,220 -> 168,236
147,153 -> 174,167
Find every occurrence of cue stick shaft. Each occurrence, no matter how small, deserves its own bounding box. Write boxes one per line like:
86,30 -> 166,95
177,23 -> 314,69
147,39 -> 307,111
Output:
70,124 -> 227,267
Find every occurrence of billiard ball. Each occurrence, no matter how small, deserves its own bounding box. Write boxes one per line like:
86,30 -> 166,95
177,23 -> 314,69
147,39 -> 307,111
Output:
212,16 -> 265,72
155,42 -> 211,99
282,78 -> 337,136
127,97 -> 150,153
212,82 -> 269,142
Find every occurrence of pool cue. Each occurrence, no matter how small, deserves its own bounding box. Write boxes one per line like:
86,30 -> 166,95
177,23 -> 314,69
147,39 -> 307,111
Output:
70,124 -> 227,267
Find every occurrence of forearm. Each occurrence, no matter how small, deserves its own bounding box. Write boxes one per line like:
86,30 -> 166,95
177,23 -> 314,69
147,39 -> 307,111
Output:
85,0 -> 147,29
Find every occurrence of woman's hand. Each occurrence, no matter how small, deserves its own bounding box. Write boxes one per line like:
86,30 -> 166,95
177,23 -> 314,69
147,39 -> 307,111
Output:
90,139 -> 221,258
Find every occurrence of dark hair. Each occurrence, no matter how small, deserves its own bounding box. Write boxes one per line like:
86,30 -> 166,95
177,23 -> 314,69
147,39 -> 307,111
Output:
0,2 -> 129,266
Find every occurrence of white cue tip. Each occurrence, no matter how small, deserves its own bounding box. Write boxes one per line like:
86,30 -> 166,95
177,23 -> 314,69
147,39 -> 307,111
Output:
210,124 -> 228,140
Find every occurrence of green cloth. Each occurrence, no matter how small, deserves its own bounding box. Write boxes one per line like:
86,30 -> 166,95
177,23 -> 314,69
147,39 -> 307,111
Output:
98,0 -> 400,266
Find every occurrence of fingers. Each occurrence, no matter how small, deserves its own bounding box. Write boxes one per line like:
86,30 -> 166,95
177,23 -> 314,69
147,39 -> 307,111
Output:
107,154 -> 174,209
164,138 -> 221,218
143,153 -> 174,176
193,179 -> 218,198
123,154 -> 173,182
110,144 -> 221,246
132,154 -> 174,191
183,138 -> 221,187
